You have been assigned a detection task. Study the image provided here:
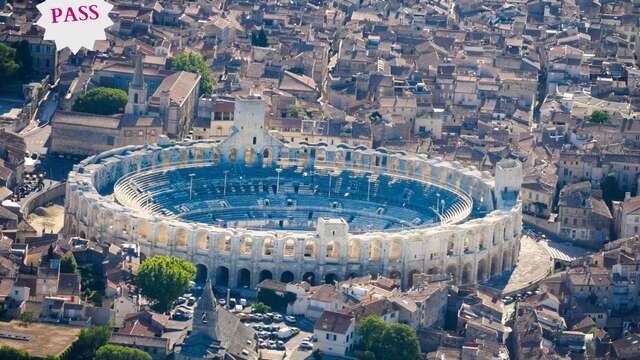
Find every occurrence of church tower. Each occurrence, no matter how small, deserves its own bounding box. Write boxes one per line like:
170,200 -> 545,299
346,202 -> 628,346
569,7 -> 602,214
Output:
192,279 -> 218,340
125,52 -> 148,115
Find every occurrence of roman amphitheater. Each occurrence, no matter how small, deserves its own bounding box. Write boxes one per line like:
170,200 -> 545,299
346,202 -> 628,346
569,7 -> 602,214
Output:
63,96 -> 523,289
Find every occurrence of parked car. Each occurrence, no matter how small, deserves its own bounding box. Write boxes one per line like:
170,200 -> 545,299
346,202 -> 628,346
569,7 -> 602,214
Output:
285,316 -> 297,324
240,298 -> 247,307
218,298 -> 226,306
272,314 -> 283,322
277,327 -> 294,340
299,341 -> 313,350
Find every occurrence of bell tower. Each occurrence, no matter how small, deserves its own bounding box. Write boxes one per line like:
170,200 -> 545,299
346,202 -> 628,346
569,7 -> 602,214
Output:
125,51 -> 148,115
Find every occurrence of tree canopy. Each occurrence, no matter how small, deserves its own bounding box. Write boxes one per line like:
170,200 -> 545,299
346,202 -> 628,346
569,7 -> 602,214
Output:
72,87 -> 128,115
95,344 -> 152,360
252,302 -> 270,314
13,40 -> 33,81
62,325 -> 112,360
0,43 -> 19,81
136,255 -> 196,313
586,110 -> 610,124
357,315 -> 421,360
0,345 -> 31,360
172,52 -> 213,96
60,252 -> 78,274
251,29 -> 268,47
601,172 -> 625,207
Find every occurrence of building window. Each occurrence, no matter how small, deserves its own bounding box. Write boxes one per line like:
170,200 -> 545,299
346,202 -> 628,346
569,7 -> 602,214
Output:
106,136 -> 114,146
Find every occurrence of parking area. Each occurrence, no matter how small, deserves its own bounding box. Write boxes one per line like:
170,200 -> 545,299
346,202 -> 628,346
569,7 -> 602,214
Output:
168,286 -> 315,359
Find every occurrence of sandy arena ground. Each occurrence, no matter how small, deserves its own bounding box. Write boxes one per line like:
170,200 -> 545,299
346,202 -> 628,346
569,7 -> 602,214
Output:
27,202 -> 65,235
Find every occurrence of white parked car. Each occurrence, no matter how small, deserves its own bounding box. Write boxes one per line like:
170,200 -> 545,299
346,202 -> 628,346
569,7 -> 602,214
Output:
299,341 -> 313,350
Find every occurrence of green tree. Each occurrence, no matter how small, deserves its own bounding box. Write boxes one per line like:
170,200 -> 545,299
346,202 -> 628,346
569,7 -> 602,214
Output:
288,104 -> 308,119
20,310 -> 35,326
172,52 -> 213,96
357,316 -> 421,360
287,67 -> 305,75
352,350 -> 375,360
59,252 -> 78,274
357,315 -> 386,351
78,262 -> 105,306
311,349 -> 323,360
95,344 -> 151,360
586,110 -> 610,124
376,323 -> 421,360
601,172 -> 625,207
0,43 -> 19,81
12,40 -> 33,81
251,28 -> 268,47
63,325 -> 112,360
72,87 -> 128,115
136,256 -> 196,313
252,302 -> 270,314
0,345 -> 31,360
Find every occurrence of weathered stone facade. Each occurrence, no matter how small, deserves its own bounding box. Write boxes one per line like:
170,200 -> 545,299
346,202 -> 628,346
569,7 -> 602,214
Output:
63,97 -> 522,290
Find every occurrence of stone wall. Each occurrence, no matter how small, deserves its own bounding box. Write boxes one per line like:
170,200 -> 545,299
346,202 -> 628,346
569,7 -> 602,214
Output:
64,132 -> 522,290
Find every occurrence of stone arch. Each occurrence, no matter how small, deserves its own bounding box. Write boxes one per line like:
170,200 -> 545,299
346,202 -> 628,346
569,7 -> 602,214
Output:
80,199 -> 88,220
461,263 -> 473,284
195,264 -> 208,284
389,270 -> 402,279
237,268 -> 251,288
502,249 -> 511,271
283,238 -> 296,257
246,146 -> 256,163
303,239 -> 316,258
240,237 -> 253,256
491,254 -> 499,277
493,224 -> 501,245
263,148 -> 272,160
407,269 -> 421,288
324,273 -> 339,284
196,230 -> 209,251
280,271 -> 295,283
229,148 -> 237,163
369,239 -> 382,262
303,272 -> 316,285
477,258 -> 488,282
427,267 -> 440,275
218,234 -> 231,253
102,209 -> 114,231
120,217 -> 131,236
446,265 -> 458,282
447,236 -> 456,255
479,233 -> 488,251
326,240 -> 340,259
157,223 -> 169,245
79,230 -> 87,239
137,220 -> 149,240
348,239 -> 360,259
215,266 -> 229,287
175,227 -> 188,247
463,232 -> 472,253
388,238 -> 402,262
262,238 -> 275,257
259,270 -> 273,283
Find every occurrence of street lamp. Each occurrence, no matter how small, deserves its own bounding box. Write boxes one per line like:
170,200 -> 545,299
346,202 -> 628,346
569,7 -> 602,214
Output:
189,173 -> 196,200
328,173 -> 332,198
436,192 -> 441,214
223,170 -> 229,197
367,174 -> 372,201
275,168 -> 282,194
